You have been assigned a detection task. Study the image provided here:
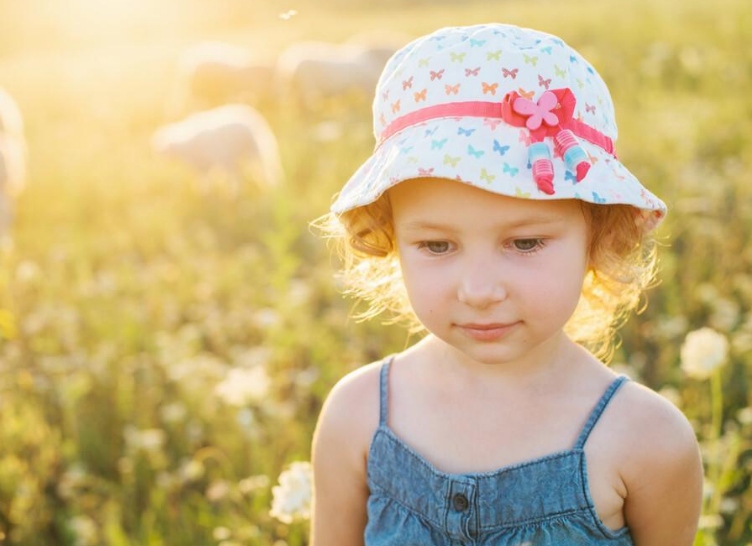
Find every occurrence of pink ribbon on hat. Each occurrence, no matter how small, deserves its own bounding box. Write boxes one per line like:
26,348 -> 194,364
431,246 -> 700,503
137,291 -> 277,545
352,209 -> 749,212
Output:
375,87 -> 617,195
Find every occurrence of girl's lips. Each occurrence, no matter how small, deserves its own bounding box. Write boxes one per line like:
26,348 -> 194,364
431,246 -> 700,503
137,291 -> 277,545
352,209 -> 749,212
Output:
459,322 -> 517,330
458,322 -> 520,341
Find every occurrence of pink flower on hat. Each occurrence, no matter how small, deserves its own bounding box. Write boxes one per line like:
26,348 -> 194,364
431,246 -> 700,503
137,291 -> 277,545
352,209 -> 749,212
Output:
512,90 -> 559,130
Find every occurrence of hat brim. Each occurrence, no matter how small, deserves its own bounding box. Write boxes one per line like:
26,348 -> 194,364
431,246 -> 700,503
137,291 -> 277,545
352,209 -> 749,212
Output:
330,115 -> 667,232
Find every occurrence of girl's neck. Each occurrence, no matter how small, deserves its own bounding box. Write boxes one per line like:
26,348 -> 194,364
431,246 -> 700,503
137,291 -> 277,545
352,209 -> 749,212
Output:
409,330 -> 586,400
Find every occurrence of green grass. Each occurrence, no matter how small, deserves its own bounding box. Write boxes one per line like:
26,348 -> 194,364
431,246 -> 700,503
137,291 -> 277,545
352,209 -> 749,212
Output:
0,0 -> 750,544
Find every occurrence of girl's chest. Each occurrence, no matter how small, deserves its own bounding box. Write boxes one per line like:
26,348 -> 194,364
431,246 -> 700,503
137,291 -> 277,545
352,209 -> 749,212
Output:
369,392 -> 629,533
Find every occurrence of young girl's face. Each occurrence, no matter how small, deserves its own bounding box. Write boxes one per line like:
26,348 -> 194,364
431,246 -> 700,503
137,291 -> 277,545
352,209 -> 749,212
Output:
388,177 -> 591,365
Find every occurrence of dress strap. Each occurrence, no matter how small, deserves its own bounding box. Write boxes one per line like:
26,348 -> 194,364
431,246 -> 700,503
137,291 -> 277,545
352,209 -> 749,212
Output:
379,354 -> 397,427
573,374 -> 631,450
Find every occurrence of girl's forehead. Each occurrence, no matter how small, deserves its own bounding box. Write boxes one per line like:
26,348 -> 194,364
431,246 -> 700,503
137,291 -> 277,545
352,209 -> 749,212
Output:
388,177 -> 581,220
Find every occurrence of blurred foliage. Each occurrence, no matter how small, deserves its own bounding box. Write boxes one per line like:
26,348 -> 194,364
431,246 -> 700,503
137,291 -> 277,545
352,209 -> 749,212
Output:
0,0 -> 750,544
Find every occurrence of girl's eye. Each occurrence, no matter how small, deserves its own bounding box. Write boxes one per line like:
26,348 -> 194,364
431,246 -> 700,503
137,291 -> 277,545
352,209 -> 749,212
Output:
416,241 -> 451,255
415,238 -> 547,256
512,238 -> 547,255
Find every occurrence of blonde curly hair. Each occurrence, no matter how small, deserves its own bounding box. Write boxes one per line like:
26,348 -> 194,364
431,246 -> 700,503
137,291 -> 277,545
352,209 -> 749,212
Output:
311,179 -> 665,365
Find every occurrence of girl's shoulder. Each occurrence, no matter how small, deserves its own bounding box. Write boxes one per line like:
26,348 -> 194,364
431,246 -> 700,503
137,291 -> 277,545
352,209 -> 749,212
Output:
598,374 -> 700,499
318,357 -> 389,467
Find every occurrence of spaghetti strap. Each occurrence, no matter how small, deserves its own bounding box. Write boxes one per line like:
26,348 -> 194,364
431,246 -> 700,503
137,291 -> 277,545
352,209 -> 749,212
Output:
378,354 -> 397,427
573,374 -> 631,450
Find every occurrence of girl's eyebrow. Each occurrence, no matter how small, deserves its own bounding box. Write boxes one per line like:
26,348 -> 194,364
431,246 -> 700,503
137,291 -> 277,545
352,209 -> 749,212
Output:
400,216 -> 565,232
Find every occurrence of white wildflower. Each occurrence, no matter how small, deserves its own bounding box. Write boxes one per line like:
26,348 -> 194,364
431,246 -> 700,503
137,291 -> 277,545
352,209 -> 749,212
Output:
239,474 -> 270,494
680,327 -> 729,379
15,260 -> 41,284
252,308 -> 281,329
720,497 -> 739,514
213,527 -> 232,541
737,407 -> 752,426
215,366 -> 270,406
179,458 -> 204,482
206,479 -> 231,502
708,297 -> 741,332
698,514 -> 723,529
270,461 -> 312,524
160,402 -> 187,423
69,515 -> 98,546
123,426 -> 166,453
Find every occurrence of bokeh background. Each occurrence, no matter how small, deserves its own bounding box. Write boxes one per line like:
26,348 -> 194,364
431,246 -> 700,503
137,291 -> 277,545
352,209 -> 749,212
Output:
0,0 -> 750,544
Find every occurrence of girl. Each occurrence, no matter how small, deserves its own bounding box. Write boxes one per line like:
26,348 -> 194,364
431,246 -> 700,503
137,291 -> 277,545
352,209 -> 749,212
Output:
310,23 -> 703,546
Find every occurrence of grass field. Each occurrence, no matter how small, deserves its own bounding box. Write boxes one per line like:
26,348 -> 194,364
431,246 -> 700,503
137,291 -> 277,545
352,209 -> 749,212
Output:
0,0 -> 751,544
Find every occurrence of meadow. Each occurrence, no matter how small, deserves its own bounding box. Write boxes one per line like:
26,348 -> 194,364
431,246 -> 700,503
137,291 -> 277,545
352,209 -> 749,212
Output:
0,0 -> 750,544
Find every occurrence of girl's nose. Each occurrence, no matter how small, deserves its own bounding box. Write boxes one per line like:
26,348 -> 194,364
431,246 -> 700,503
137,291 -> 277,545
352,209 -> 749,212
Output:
456,265 -> 508,309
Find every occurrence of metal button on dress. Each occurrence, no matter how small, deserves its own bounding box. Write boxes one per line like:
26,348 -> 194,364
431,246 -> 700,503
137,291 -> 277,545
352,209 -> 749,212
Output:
452,492 -> 469,511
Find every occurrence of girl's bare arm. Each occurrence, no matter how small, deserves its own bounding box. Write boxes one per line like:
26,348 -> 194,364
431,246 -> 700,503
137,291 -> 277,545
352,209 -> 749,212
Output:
310,370 -> 374,546
621,388 -> 704,546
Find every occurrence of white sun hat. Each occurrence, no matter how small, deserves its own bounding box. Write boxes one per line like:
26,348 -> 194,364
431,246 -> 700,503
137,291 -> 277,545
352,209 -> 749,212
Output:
330,22 -> 667,232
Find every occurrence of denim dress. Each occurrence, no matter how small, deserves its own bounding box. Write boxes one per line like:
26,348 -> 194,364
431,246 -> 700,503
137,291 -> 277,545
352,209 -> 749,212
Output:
365,354 -> 635,545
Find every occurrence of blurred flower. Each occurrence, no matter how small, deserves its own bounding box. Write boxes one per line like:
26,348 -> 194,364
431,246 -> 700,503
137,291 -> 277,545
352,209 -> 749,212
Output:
123,426 -> 166,453
680,327 -> 729,379
215,366 -> 271,406
270,461 -> 312,524
279,9 -> 297,20
708,297 -> 741,332
719,497 -> 739,514
252,308 -> 282,329
206,479 -> 231,502
160,401 -> 188,424
697,514 -> 723,530
69,515 -> 98,546
230,345 -> 273,368
15,260 -> 41,284
179,458 -> 204,482
57,464 -> 88,500
213,527 -> 232,541
655,314 -> 688,340
239,474 -> 270,494
737,407 -> 752,426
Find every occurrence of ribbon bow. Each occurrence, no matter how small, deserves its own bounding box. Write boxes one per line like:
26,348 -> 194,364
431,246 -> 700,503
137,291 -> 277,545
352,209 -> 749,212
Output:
501,88 -> 591,195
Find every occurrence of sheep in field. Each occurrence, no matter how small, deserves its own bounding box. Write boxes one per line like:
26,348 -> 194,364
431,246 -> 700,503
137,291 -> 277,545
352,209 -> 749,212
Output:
151,104 -> 283,196
172,41 -> 275,110
0,86 -> 27,241
274,40 -> 398,110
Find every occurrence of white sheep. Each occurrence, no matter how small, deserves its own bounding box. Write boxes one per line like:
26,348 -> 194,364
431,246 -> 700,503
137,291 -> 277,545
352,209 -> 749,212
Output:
274,40 -> 397,110
172,41 -> 275,110
0,86 -> 27,241
151,104 -> 283,196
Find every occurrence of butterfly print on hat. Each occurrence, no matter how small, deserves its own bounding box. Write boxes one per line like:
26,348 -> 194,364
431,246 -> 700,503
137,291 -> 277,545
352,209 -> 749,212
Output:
445,83 -> 460,95
502,67 -> 518,79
